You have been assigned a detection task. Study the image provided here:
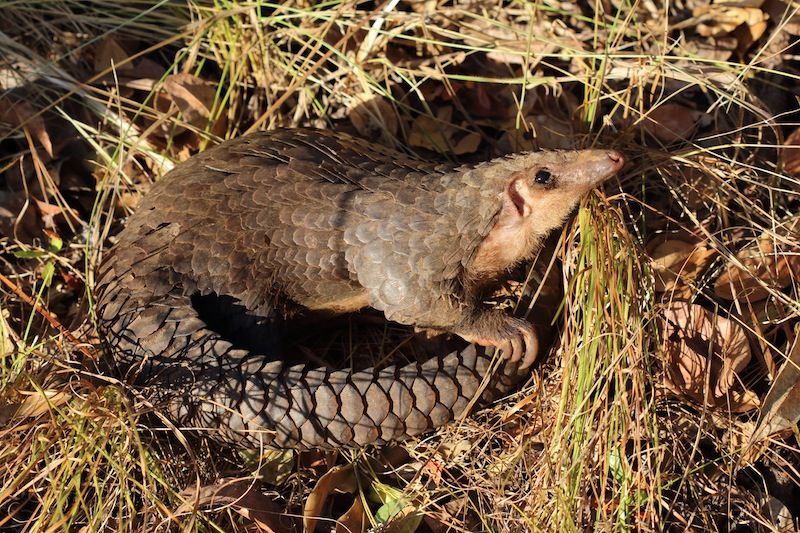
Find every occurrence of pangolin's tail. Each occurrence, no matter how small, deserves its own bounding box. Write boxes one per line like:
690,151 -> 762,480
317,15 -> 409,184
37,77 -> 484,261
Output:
95,262 -> 524,449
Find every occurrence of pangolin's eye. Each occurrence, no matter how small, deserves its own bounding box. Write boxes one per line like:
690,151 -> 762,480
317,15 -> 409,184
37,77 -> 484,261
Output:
534,168 -> 553,184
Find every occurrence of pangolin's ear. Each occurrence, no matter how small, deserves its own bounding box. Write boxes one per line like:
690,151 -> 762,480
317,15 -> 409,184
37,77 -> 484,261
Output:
496,175 -> 533,227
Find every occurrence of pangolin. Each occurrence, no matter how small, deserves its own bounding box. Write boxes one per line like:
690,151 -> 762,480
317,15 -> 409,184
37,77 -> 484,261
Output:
95,128 -> 624,449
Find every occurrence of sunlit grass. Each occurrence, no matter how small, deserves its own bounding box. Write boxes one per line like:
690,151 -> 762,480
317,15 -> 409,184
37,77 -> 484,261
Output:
0,0 -> 798,531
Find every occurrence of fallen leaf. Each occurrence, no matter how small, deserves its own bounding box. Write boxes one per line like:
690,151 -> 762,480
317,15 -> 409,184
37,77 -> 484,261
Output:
500,114 -> 577,152
647,239 -> 716,294
759,495 -> 795,532
34,199 -> 79,230
93,37 -> 133,74
0,308 -> 17,358
152,73 -> 226,148
781,126 -> 800,177
751,328 -> 800,441
662,301 -> 758,411
0,190 -> 43,244
463,20 -> 558,65
763,0 -> 800,35
452,131 -> 481,154
304,464 -> 358,533
117,192 -> 142,211
162,73 -> 217,129
408,108 -> 478,155
469,83 -> 498,118
408,109 -> 451,152
694,5 -> 768,39
11,389 -> 71,418
94,57 -> 167,92
715,229 -> 800,302
727,387 -> 761,413
640,103 -> 704,144
405,0 -> 437,13
349,92 -> 398,143
0,98 -> 53,157
418,80 -> 444,104
299,448 -> 333,470
0,62 -> 27,91
176,478 -> 291,532
486,38 -> 560,65
421,458 -> 445,485
685,36 -> 737,61
336,497 -> 367,533
60,270 -> 82,290
422,496 -> 480,533
128,57 -> 167,82
732,15 -> 769,53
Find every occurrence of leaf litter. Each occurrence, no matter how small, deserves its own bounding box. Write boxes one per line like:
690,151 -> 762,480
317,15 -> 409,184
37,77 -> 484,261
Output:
0,1 -> 799,531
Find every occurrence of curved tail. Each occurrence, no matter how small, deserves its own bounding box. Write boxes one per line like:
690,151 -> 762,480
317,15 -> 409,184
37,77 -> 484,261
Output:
96,274 -> 526,449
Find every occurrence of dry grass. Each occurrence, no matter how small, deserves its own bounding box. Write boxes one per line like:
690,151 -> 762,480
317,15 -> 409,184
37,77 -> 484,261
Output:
1,1 -> 799,531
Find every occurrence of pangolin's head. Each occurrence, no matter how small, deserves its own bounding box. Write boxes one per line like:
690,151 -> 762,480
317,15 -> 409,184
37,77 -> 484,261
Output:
501,148 -> 624,232
467,149 -> 624,279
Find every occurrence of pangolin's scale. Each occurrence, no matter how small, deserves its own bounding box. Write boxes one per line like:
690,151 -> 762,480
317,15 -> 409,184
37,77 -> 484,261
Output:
96,128 -> 525,449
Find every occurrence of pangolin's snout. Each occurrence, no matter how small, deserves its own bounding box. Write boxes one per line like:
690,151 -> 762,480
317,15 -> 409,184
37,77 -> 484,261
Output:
571,149 -> 625,187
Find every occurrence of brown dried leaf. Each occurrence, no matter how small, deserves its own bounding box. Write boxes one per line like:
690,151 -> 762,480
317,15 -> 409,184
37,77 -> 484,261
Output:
464,20 -> 559,65
304,464 -> 358,533
732,17 -> 769,52
640,103 -> 703,144
529,114 -> 578,150
685,36 -> 737,61
0,190 -> 43,244
0,63 -> 26,91
452,131 -> 481,155
117,192 -> 142,211
727,388 -> 762,413
12,389 -> 71,418
95,57 -> 167,92
695,5 -> 768,38
93,37 -> 133,74
781,126 -> 800,177
760,495 -> 795,531
763,0 -> 800,34
0,309 -> 17,359
486,38 -> 561,65
128,57 -> 167,82
161,73 -> 217,130
0,98 -> 53,157
662,301 -> 758,412
408,109 -> 451,152
422,496 -> 481,533
349,93 -> 398,144
151,73 -> 226,151
752,330 -> 800,441
648,239 -> 716,294
177,478 -> 290,532
402,0 -> 437,13
470,83 -> 500,118
500,114 -> 578,152
409,107 -> 482,155
443,75 -> 529,122
336,496 -> 367,533
34,199 -> 79,230
715,230 -> 800,302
